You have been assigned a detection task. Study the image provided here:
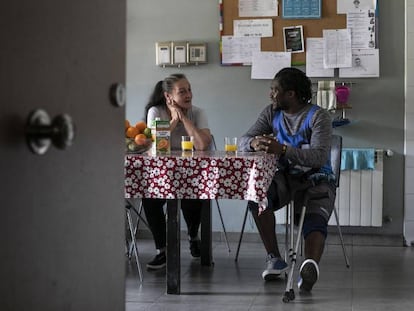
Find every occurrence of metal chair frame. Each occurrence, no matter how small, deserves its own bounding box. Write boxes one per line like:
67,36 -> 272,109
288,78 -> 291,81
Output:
125,198 -> 150,283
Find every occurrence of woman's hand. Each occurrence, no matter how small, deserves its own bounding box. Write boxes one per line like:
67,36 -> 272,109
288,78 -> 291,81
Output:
167,100 -> 184,122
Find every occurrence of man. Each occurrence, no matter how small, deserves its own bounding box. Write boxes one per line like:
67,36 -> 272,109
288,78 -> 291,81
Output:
353,0 -> 360,9
239,67 -> 336,292
354,57 -> 367,71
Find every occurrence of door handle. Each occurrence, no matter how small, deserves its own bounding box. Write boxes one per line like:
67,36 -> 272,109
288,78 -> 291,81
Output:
25,109 -> 76,155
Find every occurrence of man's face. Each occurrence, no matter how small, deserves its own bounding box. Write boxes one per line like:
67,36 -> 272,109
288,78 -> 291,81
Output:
353,0 -> 360,7
270,79 -> 290,111
355,58 -> 361,67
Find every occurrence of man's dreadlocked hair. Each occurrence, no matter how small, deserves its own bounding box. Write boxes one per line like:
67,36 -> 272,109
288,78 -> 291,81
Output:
274,67 -> 312,105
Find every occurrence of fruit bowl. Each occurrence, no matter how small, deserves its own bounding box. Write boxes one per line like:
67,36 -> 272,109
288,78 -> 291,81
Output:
125,138 -> 152,154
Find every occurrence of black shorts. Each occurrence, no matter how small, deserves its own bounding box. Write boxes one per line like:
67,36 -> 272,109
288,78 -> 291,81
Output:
248,171 -> 336,238
267,170 -> 336,222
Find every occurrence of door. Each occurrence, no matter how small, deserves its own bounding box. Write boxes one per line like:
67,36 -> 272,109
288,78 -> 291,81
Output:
0,1 -> 126,310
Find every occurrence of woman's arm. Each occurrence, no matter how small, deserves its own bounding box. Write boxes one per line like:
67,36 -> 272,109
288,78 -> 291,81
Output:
180,107 -> 211,151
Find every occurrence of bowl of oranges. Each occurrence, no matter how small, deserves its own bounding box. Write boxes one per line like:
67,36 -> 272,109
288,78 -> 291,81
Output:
125,120 -> 153,154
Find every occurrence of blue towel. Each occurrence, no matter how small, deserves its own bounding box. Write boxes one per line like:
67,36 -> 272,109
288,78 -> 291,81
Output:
341,148 -> 375,170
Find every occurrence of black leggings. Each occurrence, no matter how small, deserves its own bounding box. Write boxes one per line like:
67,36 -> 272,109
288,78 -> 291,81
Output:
142,198 -> 202,250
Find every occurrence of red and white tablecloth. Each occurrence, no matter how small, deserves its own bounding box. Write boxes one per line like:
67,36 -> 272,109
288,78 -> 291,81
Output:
125,151 -> 277,205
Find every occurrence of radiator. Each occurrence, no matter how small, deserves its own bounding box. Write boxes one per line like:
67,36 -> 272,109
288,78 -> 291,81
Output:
329,149 -> 384,227
275,149 -> 384,227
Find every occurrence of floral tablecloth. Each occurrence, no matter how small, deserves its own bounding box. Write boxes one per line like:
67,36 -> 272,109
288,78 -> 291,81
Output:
125,151 -> 277,205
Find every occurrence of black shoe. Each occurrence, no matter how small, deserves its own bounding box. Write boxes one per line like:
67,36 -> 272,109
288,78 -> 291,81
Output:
146,252 -> 166,270
189,240 -> 201,258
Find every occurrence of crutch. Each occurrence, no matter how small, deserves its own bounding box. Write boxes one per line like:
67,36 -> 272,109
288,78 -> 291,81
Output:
283,202 -> 307,303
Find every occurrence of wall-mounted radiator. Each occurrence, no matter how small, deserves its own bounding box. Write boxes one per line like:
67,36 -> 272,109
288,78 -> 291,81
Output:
328,149 -> 384,227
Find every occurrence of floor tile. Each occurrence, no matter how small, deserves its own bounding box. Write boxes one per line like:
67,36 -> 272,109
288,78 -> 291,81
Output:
125,238 -> 414,311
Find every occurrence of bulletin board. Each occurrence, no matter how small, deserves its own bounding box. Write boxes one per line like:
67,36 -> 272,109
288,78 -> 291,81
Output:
220,0 -> 347,66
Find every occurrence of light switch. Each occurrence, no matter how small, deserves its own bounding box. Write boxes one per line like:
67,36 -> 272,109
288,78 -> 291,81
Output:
156,42 -> 172,66
172,41 -> 187,65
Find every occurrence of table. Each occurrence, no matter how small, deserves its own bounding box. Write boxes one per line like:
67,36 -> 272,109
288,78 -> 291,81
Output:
124,150 -> 277,294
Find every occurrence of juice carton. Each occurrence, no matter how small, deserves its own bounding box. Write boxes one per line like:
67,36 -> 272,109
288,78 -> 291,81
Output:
151,118 -> 171,155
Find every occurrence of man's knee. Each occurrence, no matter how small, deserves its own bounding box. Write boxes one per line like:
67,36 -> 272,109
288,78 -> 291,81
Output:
302,213 -> 328,239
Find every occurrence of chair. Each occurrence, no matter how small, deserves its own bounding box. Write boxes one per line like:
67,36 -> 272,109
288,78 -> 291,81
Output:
282,134 -> 349,302
211,135 -> 231,253
330,134 -> 350,268
235,135 -> 350,269
125,198 -> 150,283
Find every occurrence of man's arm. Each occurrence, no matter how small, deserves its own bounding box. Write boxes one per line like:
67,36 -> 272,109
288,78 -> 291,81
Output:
286,108 -> 333,168
239,105 -> 274,152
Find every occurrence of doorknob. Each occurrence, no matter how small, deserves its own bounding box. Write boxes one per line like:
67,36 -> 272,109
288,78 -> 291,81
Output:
25,109 -> 76,155
110,83 -> 126,107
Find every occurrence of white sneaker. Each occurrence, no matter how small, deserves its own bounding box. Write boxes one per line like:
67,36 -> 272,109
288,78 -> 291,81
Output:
298,259 -> 319,292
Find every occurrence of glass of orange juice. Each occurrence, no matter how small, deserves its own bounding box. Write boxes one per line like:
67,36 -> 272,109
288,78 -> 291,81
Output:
224,137 -> 238,155
181,136 -> 194,152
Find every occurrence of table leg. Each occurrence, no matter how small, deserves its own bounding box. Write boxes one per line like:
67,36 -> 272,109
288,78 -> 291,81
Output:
200,199 -> 212,266
166,199 -> 180,294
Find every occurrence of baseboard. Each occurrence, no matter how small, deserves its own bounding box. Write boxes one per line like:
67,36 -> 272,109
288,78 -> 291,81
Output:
136,229 -> 404,247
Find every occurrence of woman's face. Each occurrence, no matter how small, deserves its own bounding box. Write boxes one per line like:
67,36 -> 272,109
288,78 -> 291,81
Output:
165,78 -> 192,110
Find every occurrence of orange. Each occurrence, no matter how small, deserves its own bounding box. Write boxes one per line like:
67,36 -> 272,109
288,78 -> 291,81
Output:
126,126 -> 139,138
125,119 -> 130,131
157,138 -> 169,149
134,133 -> 147,146
135,121 -> 147,134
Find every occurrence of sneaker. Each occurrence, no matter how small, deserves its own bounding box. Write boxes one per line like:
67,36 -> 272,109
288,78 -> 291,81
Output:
262,253 -> 288,281
298,259 -> 319,292
189,239 -> 201,258
146,252 -> 166,270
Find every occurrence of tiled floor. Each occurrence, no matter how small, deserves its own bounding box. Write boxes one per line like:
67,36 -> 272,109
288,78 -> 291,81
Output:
125,236 -> 414,311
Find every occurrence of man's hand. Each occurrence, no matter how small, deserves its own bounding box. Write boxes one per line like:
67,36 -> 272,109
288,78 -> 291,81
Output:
251,135 -> 286,155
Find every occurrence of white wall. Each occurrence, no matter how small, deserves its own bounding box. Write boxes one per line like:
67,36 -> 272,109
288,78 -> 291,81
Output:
127,0 -> 406,238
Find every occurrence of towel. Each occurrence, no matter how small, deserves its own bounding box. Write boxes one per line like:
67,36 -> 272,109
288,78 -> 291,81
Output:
341,148 -> 376,170
317,81 -> 337,111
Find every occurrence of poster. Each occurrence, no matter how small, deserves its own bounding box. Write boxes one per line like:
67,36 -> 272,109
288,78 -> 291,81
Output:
283,26 -> 304,53
282,0 -> 321,19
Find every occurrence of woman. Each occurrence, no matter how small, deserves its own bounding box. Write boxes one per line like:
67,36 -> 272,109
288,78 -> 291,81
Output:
142,73 -> 212,270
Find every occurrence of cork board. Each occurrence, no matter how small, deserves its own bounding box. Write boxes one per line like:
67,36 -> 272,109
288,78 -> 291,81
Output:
220,0 -> 347,65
